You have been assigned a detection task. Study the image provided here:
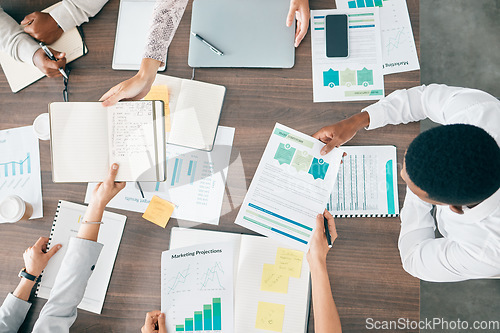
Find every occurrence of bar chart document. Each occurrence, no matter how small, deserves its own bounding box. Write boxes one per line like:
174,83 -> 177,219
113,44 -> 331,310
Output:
327,145 -> 399,217
235,123 -> 343,251
311,8 -> 385,102
0,126 -> 42,222
85,126 -> 234,225
161,242 -> 234,332
336,0 -> 420,75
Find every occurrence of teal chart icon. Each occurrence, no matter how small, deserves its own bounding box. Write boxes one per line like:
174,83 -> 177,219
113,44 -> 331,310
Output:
274,143 -> 296,165
308,158 -> 329,180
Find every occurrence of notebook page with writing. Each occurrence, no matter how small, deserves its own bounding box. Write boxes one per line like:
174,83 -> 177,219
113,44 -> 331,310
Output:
36,200 -> 126,314
235,236 -> 310,333
107,101 -> 160,181
49,103 -> 109,182
0,3 -> 86,93
168,79 -> 225,151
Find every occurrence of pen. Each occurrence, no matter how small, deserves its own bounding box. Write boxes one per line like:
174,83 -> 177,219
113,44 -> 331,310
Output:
324,215 -> 332,248
38,42 -> 68,79
191,32 -> 224,56
137,181 -> 145,199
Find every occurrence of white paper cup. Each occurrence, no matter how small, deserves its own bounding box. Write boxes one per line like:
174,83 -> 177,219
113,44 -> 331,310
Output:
0,195 -> 33,223
33,113 -> 50,141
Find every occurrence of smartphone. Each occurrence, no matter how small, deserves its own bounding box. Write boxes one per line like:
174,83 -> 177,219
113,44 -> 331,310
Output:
326,14 -> 349,58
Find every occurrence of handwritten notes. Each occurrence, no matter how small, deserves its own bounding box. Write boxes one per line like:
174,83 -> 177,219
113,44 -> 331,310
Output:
260,264 -> 289,294
275,247 -> 304,278
255,301 -> 285,332
143,85 -> 171,132
142,195 -> 175,228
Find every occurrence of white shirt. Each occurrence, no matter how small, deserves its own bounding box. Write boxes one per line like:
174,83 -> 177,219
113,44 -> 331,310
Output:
363,84 -> 500,282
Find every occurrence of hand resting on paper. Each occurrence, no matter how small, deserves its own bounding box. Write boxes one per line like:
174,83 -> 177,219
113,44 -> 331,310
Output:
21,12 -> 63,45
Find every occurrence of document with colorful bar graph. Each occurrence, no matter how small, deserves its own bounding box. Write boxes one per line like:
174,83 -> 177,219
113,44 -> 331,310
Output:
235,123 -> 344,251
311,7 -> 384,102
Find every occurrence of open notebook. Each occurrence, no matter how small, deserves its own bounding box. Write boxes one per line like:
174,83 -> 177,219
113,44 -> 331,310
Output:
49,101 -> 166,182
150,74 -> 226,151
35,200 -> 127,314
327,145 -> 399,217
0,2 -> 87,93
169,227 -> 311,333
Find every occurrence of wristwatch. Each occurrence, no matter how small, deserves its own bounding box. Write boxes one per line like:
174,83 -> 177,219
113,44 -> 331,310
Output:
18,268 -> 38,281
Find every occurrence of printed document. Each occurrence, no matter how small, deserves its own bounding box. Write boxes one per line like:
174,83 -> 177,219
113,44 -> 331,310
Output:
311,7 -> 384,102
336,0 -> 420,74
235,123 -> 343,251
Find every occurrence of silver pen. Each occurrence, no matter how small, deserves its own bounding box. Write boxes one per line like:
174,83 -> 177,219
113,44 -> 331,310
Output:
38,42 -> 68,79
191,32 -> 224,56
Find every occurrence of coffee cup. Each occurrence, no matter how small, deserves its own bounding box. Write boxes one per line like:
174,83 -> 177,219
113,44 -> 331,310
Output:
0,195 -> 33,223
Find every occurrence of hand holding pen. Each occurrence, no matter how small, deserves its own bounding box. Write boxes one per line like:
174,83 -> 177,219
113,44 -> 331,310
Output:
307,210 -> 337,268
35,42 -> 67,78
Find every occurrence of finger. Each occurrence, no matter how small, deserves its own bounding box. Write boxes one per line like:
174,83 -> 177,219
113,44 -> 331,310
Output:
320,140 -> 339,156
158,313 -> 167,333
99,85 -> 121,102
286,6 -> 296,27
101,87 -> 126,107
34,237 -> 49,249
323,209 -> 338,239
116,182 -> 127,190
315,214 -> 325,234
21,14 -> 35,26
46,243 -> 62,258
295,14 -> 309,47
145,311 -> 161,325
312,128 -> 327,141
105,163 -> 119,186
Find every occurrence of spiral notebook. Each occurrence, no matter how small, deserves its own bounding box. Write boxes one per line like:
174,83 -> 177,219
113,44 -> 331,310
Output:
327,145 -> 399,217
35,200 -> 127,314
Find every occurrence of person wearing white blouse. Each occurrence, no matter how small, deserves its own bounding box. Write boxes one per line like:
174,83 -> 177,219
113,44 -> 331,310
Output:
313,84 -> 500,282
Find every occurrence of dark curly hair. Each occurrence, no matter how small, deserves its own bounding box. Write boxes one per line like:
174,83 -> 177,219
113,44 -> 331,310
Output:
405,124 -> 500,205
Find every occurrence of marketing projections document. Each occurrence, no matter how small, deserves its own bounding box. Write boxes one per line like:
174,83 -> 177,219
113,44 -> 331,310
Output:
311,7 -> 384,102
336,0 -> 420,75
235,123 -> 344,251
161,242 -> 234,332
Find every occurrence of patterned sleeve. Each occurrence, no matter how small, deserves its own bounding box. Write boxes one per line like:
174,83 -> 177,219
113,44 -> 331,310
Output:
143,0 -> 190,64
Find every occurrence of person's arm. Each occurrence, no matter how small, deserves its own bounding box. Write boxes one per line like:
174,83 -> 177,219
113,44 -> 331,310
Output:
398,188 -> 500,282
286,0 -> 310,47
307,211 -> 342,333
32,164 -> 125,333
0,237 -> 61,333
313,84 -> 500,155
100,0 -> 189,106
21,0 -> 108,44
0,6 -> 40,64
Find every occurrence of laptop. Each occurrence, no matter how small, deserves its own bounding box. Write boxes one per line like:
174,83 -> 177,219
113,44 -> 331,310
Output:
188,0 -> 295,68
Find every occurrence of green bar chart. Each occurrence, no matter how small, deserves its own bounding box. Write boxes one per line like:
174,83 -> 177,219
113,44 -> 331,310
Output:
176,298 -> 222,331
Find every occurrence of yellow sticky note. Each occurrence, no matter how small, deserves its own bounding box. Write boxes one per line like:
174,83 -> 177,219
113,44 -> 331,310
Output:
142,195 -> 175,228
255,301 -> 285,332
144,85 -> 171,132
260,263 -> 289,293
275,247 -> 304,278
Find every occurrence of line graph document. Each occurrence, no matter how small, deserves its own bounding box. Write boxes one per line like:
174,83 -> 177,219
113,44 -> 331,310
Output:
0,126 -> 42,222
336,0 -> 420,74
161,242 -> 234,332
311,7 -> 384,102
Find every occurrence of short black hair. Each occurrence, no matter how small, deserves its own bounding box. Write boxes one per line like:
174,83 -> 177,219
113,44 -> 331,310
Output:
405,124 -> 500,205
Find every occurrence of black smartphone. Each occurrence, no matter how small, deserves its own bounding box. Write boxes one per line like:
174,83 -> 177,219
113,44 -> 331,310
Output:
326,14 -> 349,58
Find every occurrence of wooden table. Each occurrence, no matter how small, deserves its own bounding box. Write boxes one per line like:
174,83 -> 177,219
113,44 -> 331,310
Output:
0,0 -> 421,331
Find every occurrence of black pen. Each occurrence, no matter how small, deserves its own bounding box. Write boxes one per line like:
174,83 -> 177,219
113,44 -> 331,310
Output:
137,181 -> 144,199
324,215 -> 332,248
39,42 -> 68,79
191,32 -> 224,56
